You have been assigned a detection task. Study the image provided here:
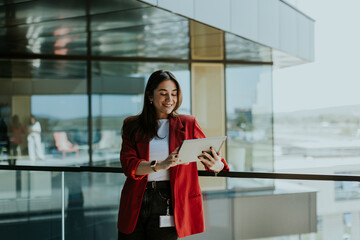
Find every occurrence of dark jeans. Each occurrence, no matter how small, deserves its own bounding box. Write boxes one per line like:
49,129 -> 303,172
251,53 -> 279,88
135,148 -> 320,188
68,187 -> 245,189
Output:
118,181 -> 178,240
8,143 -> 18,165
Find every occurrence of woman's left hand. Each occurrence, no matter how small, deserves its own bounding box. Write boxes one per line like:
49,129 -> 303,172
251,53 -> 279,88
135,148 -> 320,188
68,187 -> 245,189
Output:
198,147 -> 224,172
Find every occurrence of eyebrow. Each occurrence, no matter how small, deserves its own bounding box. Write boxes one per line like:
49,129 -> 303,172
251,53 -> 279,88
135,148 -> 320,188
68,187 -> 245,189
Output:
158,89 -> 177,91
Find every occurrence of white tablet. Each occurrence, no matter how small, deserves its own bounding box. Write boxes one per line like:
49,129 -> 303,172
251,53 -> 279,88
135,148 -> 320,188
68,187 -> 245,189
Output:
177,136 -> 227,163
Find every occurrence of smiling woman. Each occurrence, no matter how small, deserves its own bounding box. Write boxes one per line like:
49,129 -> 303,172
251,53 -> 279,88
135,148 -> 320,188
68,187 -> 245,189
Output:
117,70 -> 229,239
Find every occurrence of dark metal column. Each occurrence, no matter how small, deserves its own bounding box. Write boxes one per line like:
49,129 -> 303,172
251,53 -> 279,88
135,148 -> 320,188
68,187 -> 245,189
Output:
86,0 -> 93,166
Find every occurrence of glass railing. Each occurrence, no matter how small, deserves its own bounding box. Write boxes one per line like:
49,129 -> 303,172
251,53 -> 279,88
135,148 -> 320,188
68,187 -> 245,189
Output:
0,169 -> 125,240
0,167 -> 359,240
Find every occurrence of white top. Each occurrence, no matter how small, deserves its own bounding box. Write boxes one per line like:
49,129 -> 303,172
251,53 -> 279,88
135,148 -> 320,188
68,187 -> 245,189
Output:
148,119 -> 170,182
28,121 -> 41,137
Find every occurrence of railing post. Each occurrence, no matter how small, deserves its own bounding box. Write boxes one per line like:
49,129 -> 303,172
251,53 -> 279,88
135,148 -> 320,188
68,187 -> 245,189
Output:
62,171 -> 65,240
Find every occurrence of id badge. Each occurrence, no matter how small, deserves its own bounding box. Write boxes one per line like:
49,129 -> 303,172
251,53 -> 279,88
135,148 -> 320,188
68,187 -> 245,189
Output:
159,215 -> 175,228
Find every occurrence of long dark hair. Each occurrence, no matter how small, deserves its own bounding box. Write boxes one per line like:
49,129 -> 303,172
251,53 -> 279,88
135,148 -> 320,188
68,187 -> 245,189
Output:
123,70 -> 183,143
11,115 -> 20,129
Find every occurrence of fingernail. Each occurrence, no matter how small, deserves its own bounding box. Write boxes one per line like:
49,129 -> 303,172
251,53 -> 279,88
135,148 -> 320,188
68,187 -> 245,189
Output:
198,156 -> 201,159
202,151 -> 205,154
179,160 -> 182,162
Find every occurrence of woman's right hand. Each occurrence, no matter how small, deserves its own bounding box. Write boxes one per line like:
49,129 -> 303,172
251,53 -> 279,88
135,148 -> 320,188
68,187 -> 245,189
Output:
157,147 -> 180,170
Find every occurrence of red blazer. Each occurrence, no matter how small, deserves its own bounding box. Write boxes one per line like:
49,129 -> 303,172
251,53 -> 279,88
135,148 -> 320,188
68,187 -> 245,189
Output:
117,115 -> 229,238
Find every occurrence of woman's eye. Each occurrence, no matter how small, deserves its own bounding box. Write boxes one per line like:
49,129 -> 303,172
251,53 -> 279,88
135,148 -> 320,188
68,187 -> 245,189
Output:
172,94 -> 177,97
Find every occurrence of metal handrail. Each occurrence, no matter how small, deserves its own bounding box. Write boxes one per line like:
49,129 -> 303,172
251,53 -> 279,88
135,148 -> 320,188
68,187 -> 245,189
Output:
0,165 -> 359,182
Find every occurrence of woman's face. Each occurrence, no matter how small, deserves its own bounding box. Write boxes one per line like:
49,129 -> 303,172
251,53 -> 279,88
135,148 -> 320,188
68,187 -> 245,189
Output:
149,80 -> 178,119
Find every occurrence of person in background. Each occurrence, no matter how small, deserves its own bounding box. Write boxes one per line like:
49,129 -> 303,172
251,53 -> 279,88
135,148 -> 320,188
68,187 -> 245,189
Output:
117,70 -> 230,240
27,115 -> 44,162
0,114 -> 9,159
8,115 -> 26,165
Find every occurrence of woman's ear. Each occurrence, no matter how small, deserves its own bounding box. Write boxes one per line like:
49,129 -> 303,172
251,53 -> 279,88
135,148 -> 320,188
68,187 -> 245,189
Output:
148,96 -> 153,102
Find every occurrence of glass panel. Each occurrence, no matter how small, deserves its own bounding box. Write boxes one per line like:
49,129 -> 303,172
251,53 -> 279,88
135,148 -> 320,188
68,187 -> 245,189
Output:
225,33 -> 272,62
0,59 -> 88,167
89,0 -> 147,15
190,21 -> 224,60
91,8 -> 189,59
181,178 -> 317,240
31,95 -> 89,165
0,0 -> 189,58
0,170 -> 125,240
0,170 -> 62,239
274,179 -> 360,240
335,175 -> 360,201
64,171 -> 125,239
91,6 -> 185,32
0,0 -> 30,5
226,65 -> 273,190
0,18 -> 87,55
91,62 -> 190,165
0,0 -> 87,26
186,178 -> 360,240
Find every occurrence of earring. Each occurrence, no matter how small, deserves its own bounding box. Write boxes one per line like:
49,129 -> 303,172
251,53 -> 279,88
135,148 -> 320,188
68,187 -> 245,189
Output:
150,101 -> 153,104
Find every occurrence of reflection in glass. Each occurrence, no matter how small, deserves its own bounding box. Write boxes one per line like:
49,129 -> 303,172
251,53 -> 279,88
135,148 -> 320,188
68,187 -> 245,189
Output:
226,65 -> 273,190
0,170 -> 125,239
0,59 -> 88,166
0,0 -> 189,57
28,115 -> 45,162
0,0 -> 87,26
89,0 -> 146,15
31,95 -> 89,164
225,33 -> 272,62
91,8 -> 189,59
91,6 -> 185,32
0,58 -> 191,167
0,170 -> 62,239
0,23 -> 88,55
64,172 -> 125,239
8,115 -> 26,165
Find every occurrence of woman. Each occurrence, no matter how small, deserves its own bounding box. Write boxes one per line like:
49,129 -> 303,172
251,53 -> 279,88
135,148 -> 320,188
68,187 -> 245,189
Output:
118,70 -> 229,239
8,115 -> 26,165
27,115 -> 45,161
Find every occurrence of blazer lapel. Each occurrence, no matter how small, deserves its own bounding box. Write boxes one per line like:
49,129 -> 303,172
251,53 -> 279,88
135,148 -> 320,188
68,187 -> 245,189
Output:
169,116 -> 186,152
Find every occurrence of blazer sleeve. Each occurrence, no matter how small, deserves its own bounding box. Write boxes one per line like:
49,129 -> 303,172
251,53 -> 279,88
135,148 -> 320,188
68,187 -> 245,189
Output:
120,120 -> 147,180
193,117 -> 230,172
